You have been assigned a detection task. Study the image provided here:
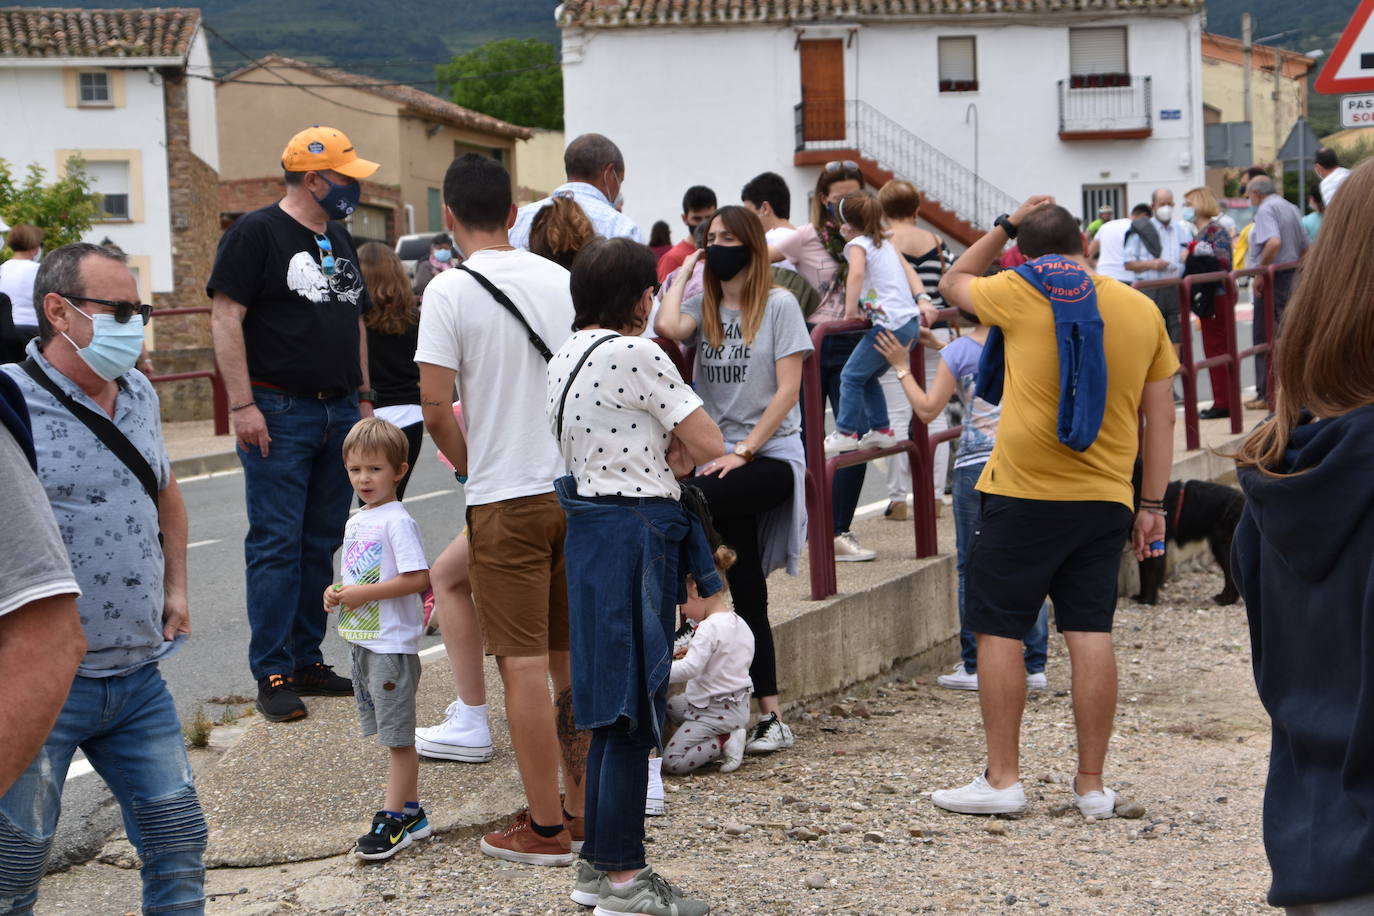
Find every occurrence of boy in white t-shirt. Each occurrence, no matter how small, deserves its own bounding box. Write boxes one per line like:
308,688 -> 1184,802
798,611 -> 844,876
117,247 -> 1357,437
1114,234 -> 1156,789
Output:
323,418 -> 432,861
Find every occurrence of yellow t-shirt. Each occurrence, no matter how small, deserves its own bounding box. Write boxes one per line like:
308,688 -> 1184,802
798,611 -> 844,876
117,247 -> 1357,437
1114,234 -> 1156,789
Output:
971,270 -> 1179,509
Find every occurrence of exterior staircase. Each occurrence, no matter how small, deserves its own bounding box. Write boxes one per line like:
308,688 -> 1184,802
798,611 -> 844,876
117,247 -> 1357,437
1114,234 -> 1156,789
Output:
793,100 -> 1019,247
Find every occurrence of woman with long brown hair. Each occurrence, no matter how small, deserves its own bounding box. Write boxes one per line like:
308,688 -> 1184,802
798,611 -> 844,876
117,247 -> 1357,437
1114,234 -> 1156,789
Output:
358,241 -> 423,497
655,205 -> 813,755
1231,158 -> 1374,913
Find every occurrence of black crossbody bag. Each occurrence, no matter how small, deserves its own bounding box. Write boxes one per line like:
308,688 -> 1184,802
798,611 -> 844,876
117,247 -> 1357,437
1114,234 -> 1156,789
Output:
21,358 -> 160,513
457,263 -> 554,362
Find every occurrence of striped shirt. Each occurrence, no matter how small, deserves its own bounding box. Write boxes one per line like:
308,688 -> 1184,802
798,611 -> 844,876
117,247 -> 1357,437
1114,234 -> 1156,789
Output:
902,239 -> 954,308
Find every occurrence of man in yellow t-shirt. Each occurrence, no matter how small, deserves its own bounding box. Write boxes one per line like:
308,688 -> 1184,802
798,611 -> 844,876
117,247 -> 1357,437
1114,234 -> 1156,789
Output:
932,196 -> 1178,820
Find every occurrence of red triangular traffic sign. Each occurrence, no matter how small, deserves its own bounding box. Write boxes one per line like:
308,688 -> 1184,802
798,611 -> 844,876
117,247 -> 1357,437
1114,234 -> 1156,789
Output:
1315,0 -> 1374,94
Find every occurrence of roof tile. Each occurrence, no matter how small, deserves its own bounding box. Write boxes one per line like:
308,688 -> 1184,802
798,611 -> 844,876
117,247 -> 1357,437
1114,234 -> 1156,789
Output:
559,0 -> 1203,26
0,6 -> 201,59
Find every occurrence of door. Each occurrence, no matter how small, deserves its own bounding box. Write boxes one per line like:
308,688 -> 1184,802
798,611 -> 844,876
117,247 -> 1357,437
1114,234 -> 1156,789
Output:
800,39 -> 846,142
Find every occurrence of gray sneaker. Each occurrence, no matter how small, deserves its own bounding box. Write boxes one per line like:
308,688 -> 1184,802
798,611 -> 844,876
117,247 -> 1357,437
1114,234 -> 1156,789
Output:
593,868 -> 709,916
571,859 -> 603,907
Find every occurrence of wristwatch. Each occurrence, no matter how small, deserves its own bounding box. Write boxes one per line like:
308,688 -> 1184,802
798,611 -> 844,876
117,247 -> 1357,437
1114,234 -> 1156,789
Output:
994,214 -> 1018,239
894,368 -> 910,381
733,442 -> 755,462
358,388 -> 378,404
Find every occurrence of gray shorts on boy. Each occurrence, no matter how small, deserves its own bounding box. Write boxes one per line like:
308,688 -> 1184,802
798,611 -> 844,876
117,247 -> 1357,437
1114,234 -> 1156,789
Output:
351,644 -> 420,747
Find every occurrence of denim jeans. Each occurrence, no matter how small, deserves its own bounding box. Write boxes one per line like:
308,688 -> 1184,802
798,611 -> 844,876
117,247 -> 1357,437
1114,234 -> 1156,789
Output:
814,333 -> 865,534
836,318 -> 922,436
238,389 -> 359,680
0,665 -> 206,914
582,717 -> 658,872
951,464 -> 1048,674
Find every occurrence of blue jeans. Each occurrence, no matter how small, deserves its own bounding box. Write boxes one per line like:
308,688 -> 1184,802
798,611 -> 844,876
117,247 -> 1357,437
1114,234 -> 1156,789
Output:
0,665 -> 206,914
951,464 -> 1048,674
239,390 -> 359,680
815,333 -> 866,534
835,319 -> 922,436
582,717 -> 659,872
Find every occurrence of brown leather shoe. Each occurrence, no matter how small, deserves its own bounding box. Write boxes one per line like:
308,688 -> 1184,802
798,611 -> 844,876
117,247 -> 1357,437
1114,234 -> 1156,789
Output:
564,811 -> 585,853
1243,397 -> 1268,411
479,810 -> 573,866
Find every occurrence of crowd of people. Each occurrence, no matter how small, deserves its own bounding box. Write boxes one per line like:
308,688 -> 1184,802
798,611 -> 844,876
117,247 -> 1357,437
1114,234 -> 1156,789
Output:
0,119 -> 1369,916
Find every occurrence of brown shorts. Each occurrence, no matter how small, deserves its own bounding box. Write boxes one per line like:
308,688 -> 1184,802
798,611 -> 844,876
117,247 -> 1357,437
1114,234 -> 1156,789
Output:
465,492 -> 569,657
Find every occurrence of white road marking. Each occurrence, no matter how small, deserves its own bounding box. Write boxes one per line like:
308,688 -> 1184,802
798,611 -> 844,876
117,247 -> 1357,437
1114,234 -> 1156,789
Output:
419,643 -> 448,661
187,539 -> 221,549
65,758 -> 94,782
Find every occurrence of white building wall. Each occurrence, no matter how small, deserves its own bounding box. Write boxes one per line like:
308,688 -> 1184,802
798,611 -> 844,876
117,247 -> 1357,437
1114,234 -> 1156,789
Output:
186,30 -> 220,171
0,64 -> 173,292
563,15 -> 1204,237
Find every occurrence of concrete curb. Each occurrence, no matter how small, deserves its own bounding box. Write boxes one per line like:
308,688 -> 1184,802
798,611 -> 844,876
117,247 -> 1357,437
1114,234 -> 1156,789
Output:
170,449 -> 239,481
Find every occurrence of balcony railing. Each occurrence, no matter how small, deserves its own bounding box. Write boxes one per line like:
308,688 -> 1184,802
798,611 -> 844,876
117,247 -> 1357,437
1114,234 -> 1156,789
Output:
1058,75 -> 1152,138
793,99 -> 1019,231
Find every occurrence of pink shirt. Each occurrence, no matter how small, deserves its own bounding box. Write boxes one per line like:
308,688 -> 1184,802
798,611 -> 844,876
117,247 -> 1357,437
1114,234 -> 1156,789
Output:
774,223 -> 845,322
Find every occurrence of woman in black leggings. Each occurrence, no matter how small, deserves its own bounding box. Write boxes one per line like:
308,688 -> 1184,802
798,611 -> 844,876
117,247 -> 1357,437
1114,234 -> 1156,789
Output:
655,205 -> 813,754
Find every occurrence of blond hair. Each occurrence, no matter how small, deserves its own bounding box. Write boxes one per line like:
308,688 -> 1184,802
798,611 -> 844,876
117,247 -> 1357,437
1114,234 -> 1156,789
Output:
342,417 -> 409,471
1184,186 -> 1219,220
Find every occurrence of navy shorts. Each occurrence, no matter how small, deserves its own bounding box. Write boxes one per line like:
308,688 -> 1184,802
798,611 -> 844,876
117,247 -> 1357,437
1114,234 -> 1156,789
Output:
965,493 -> 1133,638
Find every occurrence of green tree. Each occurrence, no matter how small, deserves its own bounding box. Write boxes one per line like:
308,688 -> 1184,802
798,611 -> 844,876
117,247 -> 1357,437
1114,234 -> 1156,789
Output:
437,38 -> 562,131
0,157 -> 102,259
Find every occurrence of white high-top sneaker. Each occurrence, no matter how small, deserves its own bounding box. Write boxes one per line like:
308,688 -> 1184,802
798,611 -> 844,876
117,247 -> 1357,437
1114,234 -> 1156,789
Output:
645,756 -> 666,816
415,700 -> 494,762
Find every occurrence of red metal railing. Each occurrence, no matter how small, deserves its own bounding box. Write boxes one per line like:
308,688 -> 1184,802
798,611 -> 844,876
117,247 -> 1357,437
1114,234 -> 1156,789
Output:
147,306 -> 229,436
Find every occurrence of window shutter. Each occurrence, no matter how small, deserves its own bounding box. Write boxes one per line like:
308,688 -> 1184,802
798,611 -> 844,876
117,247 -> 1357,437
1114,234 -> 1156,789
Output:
1069,27 -> 1127,76
938,37 -> 976,82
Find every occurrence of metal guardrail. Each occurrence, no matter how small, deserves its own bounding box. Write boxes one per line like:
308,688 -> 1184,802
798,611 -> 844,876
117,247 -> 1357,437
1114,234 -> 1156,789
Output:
794,100 -> 1020,231
147,306 -> 229,437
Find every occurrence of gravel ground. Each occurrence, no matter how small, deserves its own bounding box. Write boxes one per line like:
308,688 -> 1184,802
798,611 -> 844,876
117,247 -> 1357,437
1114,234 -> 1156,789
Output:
41,563 -> 1272,915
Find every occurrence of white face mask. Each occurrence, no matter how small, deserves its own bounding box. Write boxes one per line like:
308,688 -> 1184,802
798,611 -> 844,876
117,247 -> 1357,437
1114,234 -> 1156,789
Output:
1155,205 -> 1173,223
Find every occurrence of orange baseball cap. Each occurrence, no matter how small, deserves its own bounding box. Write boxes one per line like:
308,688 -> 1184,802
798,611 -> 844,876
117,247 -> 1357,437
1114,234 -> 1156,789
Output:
281,126 -> 379,179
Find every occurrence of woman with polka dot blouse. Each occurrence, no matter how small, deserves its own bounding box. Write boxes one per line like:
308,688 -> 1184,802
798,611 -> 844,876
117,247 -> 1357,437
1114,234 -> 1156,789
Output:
654,205 -> 814,756
548,237 -> 727,906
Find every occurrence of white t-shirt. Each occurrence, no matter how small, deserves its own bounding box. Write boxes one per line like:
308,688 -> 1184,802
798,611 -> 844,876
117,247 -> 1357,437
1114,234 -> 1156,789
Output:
843,235 -> 918,329
0,258 -> 40,327
548,330 -> 702,498
415,249 -> 574,506
336,501 -> 429,654
765,226 -> 798,271
1092,218 -> 1133,282
669,609 -> 756,707
1321,167 -> 1350,206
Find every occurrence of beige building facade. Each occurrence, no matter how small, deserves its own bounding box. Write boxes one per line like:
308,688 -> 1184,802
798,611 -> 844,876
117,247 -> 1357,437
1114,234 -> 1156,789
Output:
1201,32 -> 1314,167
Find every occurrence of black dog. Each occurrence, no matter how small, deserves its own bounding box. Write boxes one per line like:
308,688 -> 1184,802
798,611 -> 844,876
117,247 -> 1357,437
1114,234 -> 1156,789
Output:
1134,479 -> 1245,606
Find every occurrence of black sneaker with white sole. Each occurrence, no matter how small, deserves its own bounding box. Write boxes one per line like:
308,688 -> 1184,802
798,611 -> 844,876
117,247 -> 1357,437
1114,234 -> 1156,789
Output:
290,662 -> 353,696
744,712 -> 794,754
256,674 -> 307,722
356,812 -> 412,860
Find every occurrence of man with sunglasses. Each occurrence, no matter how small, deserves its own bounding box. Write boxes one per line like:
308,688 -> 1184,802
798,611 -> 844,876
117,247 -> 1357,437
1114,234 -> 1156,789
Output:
0,242 -> 207,914
209,126 -> 377,723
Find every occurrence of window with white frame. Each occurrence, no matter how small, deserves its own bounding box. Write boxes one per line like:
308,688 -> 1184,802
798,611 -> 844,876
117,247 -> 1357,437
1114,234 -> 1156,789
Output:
78,71 -> 111,105
87,160 -> 131,220
938,37 -> 978,92
1069,27 -> 1129,87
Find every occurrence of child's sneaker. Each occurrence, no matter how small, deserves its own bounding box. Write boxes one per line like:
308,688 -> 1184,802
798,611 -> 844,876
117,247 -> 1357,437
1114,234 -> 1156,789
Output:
592,868 -> 710,916
355,812 -> 412,861
479,809 -> 573,866
822,430 -> 861,456
672,618 -> 697,654
645,757 -> 666,816
858,427 -> 898,450
402,806 -> 432,840
570,859 -> 604,907
719,728 -> 746,773
744,712 -> 794,754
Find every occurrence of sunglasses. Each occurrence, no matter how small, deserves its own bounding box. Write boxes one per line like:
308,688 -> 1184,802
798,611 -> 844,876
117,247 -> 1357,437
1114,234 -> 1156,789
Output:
314,233 -> 336,277
59,294 -> 152,326
824,160 -> 861,175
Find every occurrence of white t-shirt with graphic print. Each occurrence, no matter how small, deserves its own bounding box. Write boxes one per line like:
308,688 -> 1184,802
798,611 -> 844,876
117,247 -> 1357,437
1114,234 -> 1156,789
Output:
843,234 -> 920,329
547,331 -> 703,499
336,500 -> 429,654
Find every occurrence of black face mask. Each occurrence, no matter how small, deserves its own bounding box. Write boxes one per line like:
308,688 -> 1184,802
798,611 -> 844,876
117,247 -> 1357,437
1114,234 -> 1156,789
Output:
706,244 -> 751,282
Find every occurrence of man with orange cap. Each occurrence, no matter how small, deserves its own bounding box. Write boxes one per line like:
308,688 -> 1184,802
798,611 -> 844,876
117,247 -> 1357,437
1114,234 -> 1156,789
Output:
209,126 -> 379,723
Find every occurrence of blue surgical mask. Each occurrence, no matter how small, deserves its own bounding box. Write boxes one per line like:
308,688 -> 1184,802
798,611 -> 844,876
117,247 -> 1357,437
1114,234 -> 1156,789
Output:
433,248 -> 452,263
312,173 -> 362,218
62,303 -> 146,381
1181,206 -> 1196,222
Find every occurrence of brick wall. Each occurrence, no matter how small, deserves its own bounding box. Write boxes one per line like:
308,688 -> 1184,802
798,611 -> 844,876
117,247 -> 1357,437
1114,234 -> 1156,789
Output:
220,177 -> 403,237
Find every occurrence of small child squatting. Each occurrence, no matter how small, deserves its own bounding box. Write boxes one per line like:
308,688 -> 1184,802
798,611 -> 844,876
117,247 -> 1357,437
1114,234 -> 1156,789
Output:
663,546 -> 754,775
324,418 -> 433,861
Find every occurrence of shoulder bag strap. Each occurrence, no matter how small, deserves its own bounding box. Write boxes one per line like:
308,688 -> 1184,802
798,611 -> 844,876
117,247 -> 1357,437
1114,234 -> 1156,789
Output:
21,358 -> 159,511
456,263 -> 554,362
555,333 -> 620,440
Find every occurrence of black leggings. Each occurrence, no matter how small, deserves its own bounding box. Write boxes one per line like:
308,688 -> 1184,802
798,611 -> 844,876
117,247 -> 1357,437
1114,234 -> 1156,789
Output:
690,457 -> 793,699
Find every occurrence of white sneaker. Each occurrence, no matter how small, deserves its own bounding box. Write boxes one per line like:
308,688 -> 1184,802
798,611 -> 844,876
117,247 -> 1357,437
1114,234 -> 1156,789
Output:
858,428 -> 898,450
645,757 -> 665,816
1072,779 -> 1117,819
415,700 -> 495,762
744,713 -> 794,754
834,532 -> 876,562
823,430 -> 861,456
932,772 -> 1027,815
1026,671 -> 1048,690
672,617 -> 697,655
719,728 -> 746,773
937,663 -> 979,691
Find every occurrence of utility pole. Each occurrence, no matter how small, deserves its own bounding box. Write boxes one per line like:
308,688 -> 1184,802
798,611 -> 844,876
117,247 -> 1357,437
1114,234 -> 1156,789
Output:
1242,13 -> 1253,132
1273,45 -> 1283,167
